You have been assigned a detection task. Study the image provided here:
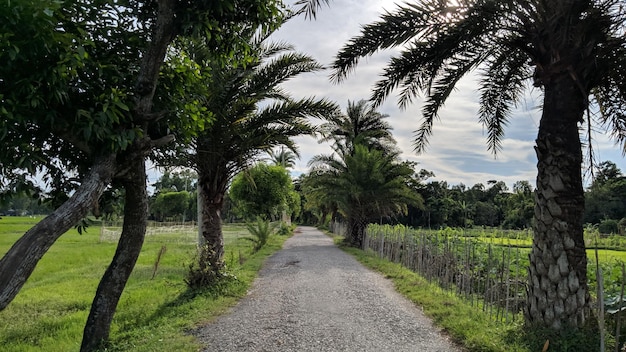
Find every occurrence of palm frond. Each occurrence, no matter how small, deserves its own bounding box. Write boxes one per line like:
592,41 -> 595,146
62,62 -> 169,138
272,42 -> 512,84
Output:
293,0 -> 330,20
247,52 -> 324,97
254,98 -> 338,127
478,47 -> 531,154
371,1 -> 503,108
331,2 -> 457,83
319,99 -> 396,154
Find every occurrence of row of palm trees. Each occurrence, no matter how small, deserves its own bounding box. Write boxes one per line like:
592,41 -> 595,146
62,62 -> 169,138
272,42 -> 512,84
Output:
303,100 -> 423,247
186,0 -> 626,340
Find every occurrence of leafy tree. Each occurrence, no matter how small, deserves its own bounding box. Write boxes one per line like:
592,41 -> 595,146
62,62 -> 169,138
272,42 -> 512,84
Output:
598,218 -> 619,234
502,181 -> 535,229
473,201 -> 500,227
395,169 -> 436,228
0,192 -> 52,216
331,0 -> 626,332
414,180 -> 449,228
306,144 -> 423,247
297,172 -> 337,226
0,3 -> 151,342
0,0 -> 289,350
152,169 -> 197,194
592,160 -> 623,187
584,161 -> 626,224
471,180 -> 507,226
229,163 -> 296,220
152,191 -> 191,221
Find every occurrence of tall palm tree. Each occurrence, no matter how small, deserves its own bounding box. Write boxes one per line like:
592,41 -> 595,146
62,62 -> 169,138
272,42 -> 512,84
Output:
319,99 -> 397,154
193,34 -> 337,278
331,0 -> 626,332
306,143 -> 422,247
266,146 -> 298,168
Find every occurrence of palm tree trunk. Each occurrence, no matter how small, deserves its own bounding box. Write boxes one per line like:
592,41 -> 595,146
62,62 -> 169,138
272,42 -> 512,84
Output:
527,73 -> 591,330
196,154 -> 227,276
347,217 -> 366,248
198,183 -> 226,273
81,157 -> 148,351
0,154 -> 116,311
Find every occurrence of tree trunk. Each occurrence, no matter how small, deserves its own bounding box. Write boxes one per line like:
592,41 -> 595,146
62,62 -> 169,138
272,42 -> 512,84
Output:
81,157 -> 148,352
0,154 -> 116,311
526,73 -> 591,330
80,0 -> 178,346
347,217 -> 366,248
197,179 -> 226,274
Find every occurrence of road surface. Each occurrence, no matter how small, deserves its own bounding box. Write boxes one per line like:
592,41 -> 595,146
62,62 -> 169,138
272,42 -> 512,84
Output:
194,226 -> 462,352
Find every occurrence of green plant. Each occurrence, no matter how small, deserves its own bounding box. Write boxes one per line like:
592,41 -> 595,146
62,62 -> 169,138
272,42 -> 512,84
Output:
521,321 -> 606,352
276,222 -> 294,236
245,217 -> 278,252
185,245 -> 224,289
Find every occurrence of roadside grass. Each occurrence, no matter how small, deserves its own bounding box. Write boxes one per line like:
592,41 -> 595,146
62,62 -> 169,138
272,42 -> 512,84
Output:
0,216 -> 289,352
331,235 -> 530,352
336,231 -> 611,352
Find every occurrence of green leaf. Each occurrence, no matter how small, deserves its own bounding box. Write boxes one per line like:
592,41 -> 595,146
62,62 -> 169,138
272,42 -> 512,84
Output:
114,100 -> 129,112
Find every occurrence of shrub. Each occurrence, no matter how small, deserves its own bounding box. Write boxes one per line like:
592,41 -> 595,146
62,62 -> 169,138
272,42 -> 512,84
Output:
185,245 -> 223,288
276,222 -> 294,236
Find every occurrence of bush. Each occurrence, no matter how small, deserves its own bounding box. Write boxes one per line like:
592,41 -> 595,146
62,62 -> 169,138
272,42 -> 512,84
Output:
276,222 -> 295,236
185,245 -> 224,289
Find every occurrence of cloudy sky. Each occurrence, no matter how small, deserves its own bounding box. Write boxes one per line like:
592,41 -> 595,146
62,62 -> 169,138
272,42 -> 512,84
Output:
262,0 -> 626,189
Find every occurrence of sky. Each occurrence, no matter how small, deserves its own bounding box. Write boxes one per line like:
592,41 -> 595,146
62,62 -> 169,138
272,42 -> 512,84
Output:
257,0 -> 626,190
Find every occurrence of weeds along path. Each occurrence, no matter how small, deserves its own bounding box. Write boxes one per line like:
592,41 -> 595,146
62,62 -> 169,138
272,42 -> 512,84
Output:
194,226 -> 462,352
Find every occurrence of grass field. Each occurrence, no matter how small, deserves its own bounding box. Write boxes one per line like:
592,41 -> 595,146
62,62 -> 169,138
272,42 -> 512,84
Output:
0,216 -> 287,352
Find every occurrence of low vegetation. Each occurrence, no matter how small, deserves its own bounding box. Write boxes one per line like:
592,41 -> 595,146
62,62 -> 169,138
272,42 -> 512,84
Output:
0,217 -> 291,351
331,224 -> 622,352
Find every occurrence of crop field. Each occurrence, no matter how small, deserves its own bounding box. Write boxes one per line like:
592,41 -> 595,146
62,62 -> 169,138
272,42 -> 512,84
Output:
0,216 -> 274,352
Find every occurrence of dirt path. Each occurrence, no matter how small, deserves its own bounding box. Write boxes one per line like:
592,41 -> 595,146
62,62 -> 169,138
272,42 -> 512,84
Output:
194,226 -> 462,351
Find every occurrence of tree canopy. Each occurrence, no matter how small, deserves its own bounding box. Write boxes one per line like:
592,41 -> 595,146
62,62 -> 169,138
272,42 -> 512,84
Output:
230,163 -> 297,221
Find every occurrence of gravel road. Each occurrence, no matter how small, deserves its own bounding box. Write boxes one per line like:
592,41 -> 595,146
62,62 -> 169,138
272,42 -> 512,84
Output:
194,226 -> 462,352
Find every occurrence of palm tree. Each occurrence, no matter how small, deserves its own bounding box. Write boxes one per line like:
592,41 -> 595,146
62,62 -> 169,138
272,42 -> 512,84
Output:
331,0 -> 626,332
319,99 -> 397,154
267,146 -> 298,168
306,143 -> 422,247
192,34 -> 337,278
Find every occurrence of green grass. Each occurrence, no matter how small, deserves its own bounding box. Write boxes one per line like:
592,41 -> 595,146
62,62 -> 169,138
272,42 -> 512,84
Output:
334,240 -> 529,352
0,216 -> 289,352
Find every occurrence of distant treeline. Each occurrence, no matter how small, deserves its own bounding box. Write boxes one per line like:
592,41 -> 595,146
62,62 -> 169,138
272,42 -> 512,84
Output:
4,161 -> 626,234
